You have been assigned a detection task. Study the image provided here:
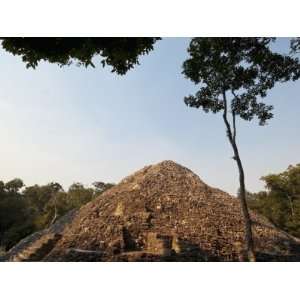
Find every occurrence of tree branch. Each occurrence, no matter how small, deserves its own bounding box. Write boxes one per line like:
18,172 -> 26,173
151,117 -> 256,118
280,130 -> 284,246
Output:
232,110 -> 237,141
231,90 -> 239,141
222,90 -> 234,144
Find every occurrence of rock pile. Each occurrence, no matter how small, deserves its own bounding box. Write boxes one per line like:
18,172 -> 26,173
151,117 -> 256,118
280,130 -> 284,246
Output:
5,161 -> 300,261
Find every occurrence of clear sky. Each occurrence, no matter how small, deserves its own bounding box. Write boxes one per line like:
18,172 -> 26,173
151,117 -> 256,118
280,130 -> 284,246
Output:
0,38 -> 299,195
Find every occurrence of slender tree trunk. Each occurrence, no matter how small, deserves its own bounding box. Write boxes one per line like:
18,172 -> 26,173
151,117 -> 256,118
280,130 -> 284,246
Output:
287,194 -> 294,219
230,133 -> 256,262
222,91 -> 256,262
50,195 -> 58,225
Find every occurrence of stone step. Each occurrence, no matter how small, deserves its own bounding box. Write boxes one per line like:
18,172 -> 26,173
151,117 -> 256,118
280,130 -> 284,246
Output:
11,234 -> 62,262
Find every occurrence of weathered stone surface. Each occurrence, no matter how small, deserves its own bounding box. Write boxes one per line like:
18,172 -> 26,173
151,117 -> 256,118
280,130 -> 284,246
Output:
42,160 -> 300,261
4,160 -> 300,262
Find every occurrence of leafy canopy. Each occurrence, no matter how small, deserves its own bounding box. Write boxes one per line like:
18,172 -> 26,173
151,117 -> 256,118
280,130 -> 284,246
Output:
291,37 -> 300,54
262,164 -> 300,200
182,38 -> 300,125
249,164 -> 300,237
1,38 -> 160,75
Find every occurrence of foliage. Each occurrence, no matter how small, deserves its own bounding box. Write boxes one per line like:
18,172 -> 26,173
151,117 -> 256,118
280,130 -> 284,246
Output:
0,179 -> 33,250
66,183 -> 94,209
92,181 -> 115,197
291,37 -> 300,54
182,38 -> 300,125
0,38 -> 160,75
249,164 -> 300,237
0,178 -> 114,251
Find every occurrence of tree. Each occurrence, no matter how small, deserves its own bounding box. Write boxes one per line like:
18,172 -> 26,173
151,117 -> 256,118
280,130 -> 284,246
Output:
182,38 -> 300,261
0,38 -> 160,75
45,183 -> 64,225
249,164 -> 300,237
23,182 -> 65,229
92,181 -> 115,197
4,178 -> 24,194
262,164 -> 300,226
67,183 -> 94,209
0,179 -> 32,250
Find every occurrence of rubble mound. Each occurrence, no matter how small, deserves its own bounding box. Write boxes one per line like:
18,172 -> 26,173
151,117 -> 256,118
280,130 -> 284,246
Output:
6,160 -> 300,261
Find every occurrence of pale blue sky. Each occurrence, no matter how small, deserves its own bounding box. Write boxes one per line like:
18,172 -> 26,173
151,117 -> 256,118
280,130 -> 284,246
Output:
0,38 -> 299,195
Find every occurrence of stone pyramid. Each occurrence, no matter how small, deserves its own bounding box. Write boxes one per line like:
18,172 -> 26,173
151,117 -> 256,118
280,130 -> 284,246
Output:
5,161 -> 300,261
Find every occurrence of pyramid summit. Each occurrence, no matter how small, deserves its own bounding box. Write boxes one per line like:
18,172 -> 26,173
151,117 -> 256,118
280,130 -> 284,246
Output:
5,160 -> 300,261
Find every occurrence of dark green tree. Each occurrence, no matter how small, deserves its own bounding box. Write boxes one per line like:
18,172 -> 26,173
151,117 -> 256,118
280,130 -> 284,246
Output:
92,181 -> 115,197
249,164 -> 300,237
0,179 -> 33,250
45,183 -> 64,225
4,178 -> 24,193
0,38 -> 159,74
66,183 -> 94,209
23,182 -> 63,229
262,164 -> 300,225
182,38 -> 300,261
